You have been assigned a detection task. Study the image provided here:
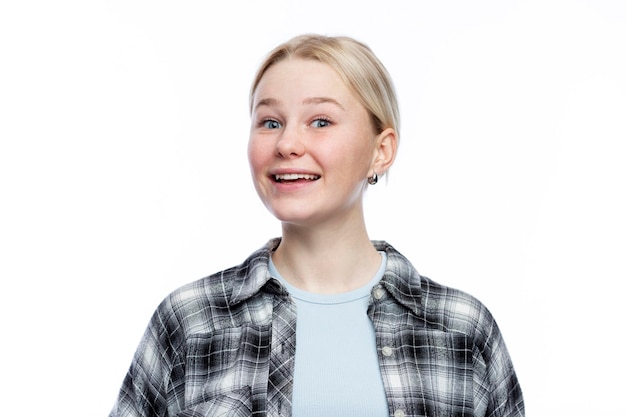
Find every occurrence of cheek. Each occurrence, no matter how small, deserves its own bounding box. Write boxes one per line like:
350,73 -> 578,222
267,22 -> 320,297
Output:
247,137 -> 269,176
331,137 -> 375,174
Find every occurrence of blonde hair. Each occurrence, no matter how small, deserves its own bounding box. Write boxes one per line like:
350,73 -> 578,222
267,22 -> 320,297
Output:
249,34 -> 400,138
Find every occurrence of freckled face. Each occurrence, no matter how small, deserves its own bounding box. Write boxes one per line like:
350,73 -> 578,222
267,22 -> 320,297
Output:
248,58 -> 379,228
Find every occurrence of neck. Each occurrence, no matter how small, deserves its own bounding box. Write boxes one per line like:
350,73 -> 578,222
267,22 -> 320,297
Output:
273,214 -> 381,294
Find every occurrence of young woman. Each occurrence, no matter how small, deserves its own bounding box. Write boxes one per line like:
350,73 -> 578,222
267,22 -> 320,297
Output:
110,34 -> 524,417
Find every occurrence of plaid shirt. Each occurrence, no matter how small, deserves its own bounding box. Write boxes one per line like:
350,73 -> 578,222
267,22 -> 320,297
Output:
110,239 -> 524,417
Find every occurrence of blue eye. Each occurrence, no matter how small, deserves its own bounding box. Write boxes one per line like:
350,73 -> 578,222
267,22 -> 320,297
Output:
263,119 -> 282,129
311,118 -> 331,128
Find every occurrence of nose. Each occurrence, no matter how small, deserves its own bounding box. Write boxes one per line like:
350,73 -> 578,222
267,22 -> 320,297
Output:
275,125 -> 305,158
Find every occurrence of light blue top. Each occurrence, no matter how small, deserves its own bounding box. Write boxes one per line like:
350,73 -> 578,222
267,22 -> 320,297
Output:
269,253 -> 389,416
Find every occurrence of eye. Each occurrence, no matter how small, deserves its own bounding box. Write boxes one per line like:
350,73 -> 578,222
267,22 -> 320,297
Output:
262,119 -> 282,129
311,118 -> 331,128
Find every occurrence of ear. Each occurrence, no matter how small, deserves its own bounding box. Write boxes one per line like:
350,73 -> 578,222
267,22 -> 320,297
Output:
369,127 -> 397,178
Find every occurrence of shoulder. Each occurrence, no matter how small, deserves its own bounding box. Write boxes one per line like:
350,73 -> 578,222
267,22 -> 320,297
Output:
149,240 -> 278,342
377,241 -> 500,342
419,274 -> 497,339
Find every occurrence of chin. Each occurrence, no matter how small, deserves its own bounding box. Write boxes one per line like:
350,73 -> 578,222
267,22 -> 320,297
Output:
270,211 -> 313,225
265,205 -> 318,226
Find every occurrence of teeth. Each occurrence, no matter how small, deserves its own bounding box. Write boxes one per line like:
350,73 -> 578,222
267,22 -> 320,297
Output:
274,173 -> 320,182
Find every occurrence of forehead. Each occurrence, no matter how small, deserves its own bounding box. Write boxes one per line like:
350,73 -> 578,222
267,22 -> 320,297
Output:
254,58 -> 352,100
257,58 -> 348,92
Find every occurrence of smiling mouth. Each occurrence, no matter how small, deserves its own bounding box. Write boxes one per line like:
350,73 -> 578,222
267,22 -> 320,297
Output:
274,173 -> 321,183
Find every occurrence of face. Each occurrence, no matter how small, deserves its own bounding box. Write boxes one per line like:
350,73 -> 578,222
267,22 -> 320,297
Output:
248,58 -> 381,228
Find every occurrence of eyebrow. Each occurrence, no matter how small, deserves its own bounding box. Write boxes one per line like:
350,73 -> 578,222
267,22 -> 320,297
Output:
302,97 -> 345,110
254,97 -> 279,109
253,97 -> 345,111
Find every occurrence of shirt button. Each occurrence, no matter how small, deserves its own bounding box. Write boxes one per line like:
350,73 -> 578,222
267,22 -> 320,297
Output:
393,410 -> 405,417
373,286 -> 385,300
382,346 -> 393,357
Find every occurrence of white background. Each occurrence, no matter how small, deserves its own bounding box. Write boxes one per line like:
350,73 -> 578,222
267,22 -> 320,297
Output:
1,1 -> 625,415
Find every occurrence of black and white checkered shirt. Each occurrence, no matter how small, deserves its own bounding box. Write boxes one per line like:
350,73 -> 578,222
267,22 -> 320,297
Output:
110,238 -> 524,417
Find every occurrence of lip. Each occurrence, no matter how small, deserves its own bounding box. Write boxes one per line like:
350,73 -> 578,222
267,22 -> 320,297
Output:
268,168 -> 321,190
269,168 -> 321,180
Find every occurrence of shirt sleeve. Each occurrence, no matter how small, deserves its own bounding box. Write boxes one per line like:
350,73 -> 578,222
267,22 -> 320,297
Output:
472,307 -> 525,417
109,300 -> 184,417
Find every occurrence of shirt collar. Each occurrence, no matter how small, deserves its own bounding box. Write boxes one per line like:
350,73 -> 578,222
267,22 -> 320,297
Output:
228,238 -> 424,316
373,240 -> 424,317
228,238 -> 284,306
